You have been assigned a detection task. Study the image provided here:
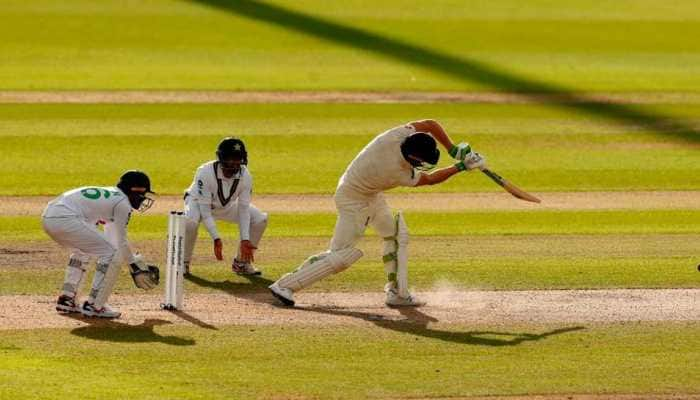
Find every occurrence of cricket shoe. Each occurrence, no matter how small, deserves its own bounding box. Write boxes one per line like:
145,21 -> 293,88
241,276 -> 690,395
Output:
56,295 -> 81,313
81,302 -> 122,319
269,283 -> 295,306
232,259 -> 262,276
385,286 -> 426,307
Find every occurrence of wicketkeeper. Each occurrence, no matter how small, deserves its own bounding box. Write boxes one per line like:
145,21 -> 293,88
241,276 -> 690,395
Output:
183,137 -> 268,276
41,170 -> 160,319
269,120 -> 485,307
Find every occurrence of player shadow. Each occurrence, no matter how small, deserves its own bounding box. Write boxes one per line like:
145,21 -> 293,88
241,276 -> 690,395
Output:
185,272 -> 275,305
164,309 -> 218,330
64,315 -> 196,346
299,305 -> 585,346
189,0 -> 699,143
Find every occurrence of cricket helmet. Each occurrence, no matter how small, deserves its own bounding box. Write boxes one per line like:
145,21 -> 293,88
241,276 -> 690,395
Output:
216,137 -> 248,165
400,132 -> 440,171
117,170 -> 155,212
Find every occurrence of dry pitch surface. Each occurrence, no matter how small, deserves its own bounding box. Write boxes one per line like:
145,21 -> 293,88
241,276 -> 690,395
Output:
1,289 -> 699,331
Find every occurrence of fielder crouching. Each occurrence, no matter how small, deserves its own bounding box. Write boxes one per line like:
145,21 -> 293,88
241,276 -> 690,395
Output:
41,171 -> 160,319
182,137 -> 268,276
269,119 -> 485,307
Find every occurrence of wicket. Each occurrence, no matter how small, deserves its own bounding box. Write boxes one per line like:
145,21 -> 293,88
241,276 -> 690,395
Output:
162,211 -> 186,310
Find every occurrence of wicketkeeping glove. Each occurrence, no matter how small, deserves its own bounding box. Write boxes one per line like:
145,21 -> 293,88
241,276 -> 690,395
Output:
449,142 -> 473,161
129,259 -> 160,290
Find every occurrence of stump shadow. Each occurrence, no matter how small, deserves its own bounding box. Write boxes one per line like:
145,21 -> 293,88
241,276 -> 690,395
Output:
186,272 -> 275,305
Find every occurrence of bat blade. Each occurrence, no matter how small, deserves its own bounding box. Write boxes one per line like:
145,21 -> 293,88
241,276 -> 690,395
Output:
481,168 -> 541,203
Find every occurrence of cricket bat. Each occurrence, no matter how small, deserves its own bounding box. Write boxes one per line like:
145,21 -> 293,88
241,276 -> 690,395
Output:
481,168 -> 541,203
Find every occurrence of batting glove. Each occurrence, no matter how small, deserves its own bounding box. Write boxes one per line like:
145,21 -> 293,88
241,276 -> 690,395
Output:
449,142 -> 473,161
454,152 -> 486,172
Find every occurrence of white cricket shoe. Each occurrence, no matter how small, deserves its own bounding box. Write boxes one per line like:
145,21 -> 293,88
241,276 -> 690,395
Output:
81,302 -> 122,319
385,286 -> 426,307
269,283 -> 295,306
232,259 -> 262,276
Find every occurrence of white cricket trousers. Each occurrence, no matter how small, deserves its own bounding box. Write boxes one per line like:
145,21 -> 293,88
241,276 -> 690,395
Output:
330,188 -> 396,251
183,197 -> 268,265
274,187 -> 399,292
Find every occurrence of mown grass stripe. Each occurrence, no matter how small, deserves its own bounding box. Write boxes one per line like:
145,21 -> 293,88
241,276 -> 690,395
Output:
2,210 -> 698,241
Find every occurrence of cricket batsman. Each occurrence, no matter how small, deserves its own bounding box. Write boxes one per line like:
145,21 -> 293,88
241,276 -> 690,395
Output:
41,170 -> 160,318
269,119 -> 485,307
183,137 -> 268,276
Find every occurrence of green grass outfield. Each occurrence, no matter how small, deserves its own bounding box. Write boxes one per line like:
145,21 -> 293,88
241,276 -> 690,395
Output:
5,210 -> 700,240
2,0 -> 700,91
1,323 -> 699,399
1,103 -> 699,195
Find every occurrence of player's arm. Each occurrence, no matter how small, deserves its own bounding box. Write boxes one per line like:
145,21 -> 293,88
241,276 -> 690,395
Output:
415,165 -> 461,186
196,200 -> 220,240
111,202 -> 159,289
410,119 -> 478,162
191,167 -> 224,260
192,168 -> 220,238
409,119 -> 454,151
415,154 -> 487,186
237,174 -> 256,262
109,203 -> 137,265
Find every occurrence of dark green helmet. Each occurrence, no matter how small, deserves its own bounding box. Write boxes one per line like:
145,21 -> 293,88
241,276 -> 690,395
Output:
400,132 -> 440,171
216,137 -> 248,165
117,170 -> 155,211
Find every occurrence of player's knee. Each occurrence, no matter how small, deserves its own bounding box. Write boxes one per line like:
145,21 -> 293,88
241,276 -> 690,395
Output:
328,247 -> 363,272
95,246 -> 118,266
185,217 -> 200,230
254,212 -> 268,228
69,253 -> 90,266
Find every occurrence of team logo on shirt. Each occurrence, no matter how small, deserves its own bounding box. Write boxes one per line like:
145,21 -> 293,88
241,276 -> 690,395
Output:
81,188 -> 120,200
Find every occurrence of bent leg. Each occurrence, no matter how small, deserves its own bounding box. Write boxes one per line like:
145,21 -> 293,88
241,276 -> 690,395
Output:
61,251 -> 90,298
367,195 -> 402,290
275,247 -> 363,291
276,195 -> 368,292
43,217 -> 122,309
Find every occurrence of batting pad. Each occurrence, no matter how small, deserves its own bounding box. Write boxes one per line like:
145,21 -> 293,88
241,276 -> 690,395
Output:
395,212 -> 410,298
278,247 -> 363,291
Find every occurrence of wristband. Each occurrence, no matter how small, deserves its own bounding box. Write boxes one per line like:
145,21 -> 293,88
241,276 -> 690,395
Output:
454,161 -> 467,172
449,145 -> 458,158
